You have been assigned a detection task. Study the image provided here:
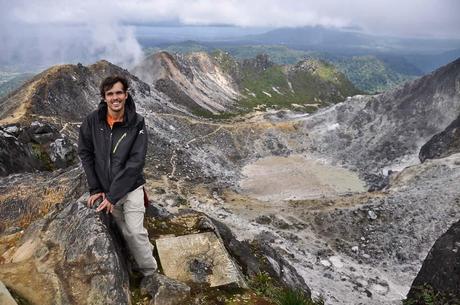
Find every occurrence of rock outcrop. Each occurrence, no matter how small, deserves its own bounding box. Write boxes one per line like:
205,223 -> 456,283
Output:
0,122 -> 77,176
140,273 -> 190,305
0,197 -> 131,305
0,166 -> 86,233
0,126 -> 40,176
419,114 -> 460,162
406,219 -> 460,302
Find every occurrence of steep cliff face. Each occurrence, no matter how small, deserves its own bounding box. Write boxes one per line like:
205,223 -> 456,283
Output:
132,51 -> 240,115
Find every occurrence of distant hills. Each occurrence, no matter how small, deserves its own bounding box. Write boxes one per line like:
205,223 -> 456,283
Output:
2,25 -> 459,96
230,26 -> 460,55
404,48 -> 460,73
142,25 -> 460,93
146,43 -> 424,93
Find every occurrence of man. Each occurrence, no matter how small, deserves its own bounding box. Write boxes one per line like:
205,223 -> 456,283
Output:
78,75 -> 157,277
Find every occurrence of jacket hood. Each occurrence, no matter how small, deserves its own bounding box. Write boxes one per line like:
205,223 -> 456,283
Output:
97,94 -> 137,126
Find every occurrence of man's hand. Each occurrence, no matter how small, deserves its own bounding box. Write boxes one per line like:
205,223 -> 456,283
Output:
87,192 -> 105,208
96,198 -> 114,214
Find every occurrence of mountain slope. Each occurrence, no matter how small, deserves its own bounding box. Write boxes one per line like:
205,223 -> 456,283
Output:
300,57 -> 460,180
0,61 -> 153,124
132,51 -> 240,116
133,51 -> 360,116
324,55 -> 421,93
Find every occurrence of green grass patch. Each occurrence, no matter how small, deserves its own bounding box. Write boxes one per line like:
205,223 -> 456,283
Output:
404,284 -> 460,305
248,272 -> 324,305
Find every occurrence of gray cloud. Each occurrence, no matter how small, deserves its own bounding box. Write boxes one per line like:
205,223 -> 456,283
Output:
1,0 -> 459,71
1,0 -> 144,71
7,0 -> 459,37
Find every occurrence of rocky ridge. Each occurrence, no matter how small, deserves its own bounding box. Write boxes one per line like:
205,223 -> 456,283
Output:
132,51 -> 360,115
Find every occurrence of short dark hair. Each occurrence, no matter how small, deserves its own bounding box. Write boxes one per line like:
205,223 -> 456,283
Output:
100,76 -> 129,98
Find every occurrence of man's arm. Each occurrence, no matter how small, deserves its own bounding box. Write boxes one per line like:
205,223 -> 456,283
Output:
105,118 -> 148,205
78,116 -> 103,196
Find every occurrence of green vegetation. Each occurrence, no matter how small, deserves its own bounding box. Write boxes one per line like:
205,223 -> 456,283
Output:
211,49 -> 240,77
249,272 -> 276,297
275,289 -> 324,305
248,272 -> 324,305
237,57 -> 359,112
223,45 -> 316,65
404,284 -> 460,305
327,55 -> 418,93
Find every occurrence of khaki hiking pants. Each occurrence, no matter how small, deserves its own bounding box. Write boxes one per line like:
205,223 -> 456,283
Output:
112,185 -> 157,276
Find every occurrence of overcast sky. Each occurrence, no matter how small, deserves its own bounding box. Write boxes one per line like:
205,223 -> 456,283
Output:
1,0 -> 459,70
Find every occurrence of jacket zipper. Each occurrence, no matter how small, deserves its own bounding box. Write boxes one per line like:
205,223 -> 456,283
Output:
113,132 -> 127,154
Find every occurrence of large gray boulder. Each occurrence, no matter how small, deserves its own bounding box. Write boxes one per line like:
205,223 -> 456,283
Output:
0,196 -> 130,305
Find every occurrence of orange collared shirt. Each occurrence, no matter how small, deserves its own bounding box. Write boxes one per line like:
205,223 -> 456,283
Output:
107,114 -> 123,129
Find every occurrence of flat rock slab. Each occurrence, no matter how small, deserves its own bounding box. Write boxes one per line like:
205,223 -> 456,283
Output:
156,232 -> 240,287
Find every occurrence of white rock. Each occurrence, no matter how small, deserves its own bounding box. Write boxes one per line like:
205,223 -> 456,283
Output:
327,123 -> 340,131
368,210 -> 378,220
262,91 -> 272,97
371,283 -> 389,295
320,259 -> 331,267
4,126 -> 19,134
329,256 -> 344,268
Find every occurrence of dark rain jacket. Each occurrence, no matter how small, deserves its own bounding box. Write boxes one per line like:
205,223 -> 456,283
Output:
77,95 -> 147,205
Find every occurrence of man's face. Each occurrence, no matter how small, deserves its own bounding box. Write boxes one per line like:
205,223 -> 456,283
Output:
104,81 -> 128,114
